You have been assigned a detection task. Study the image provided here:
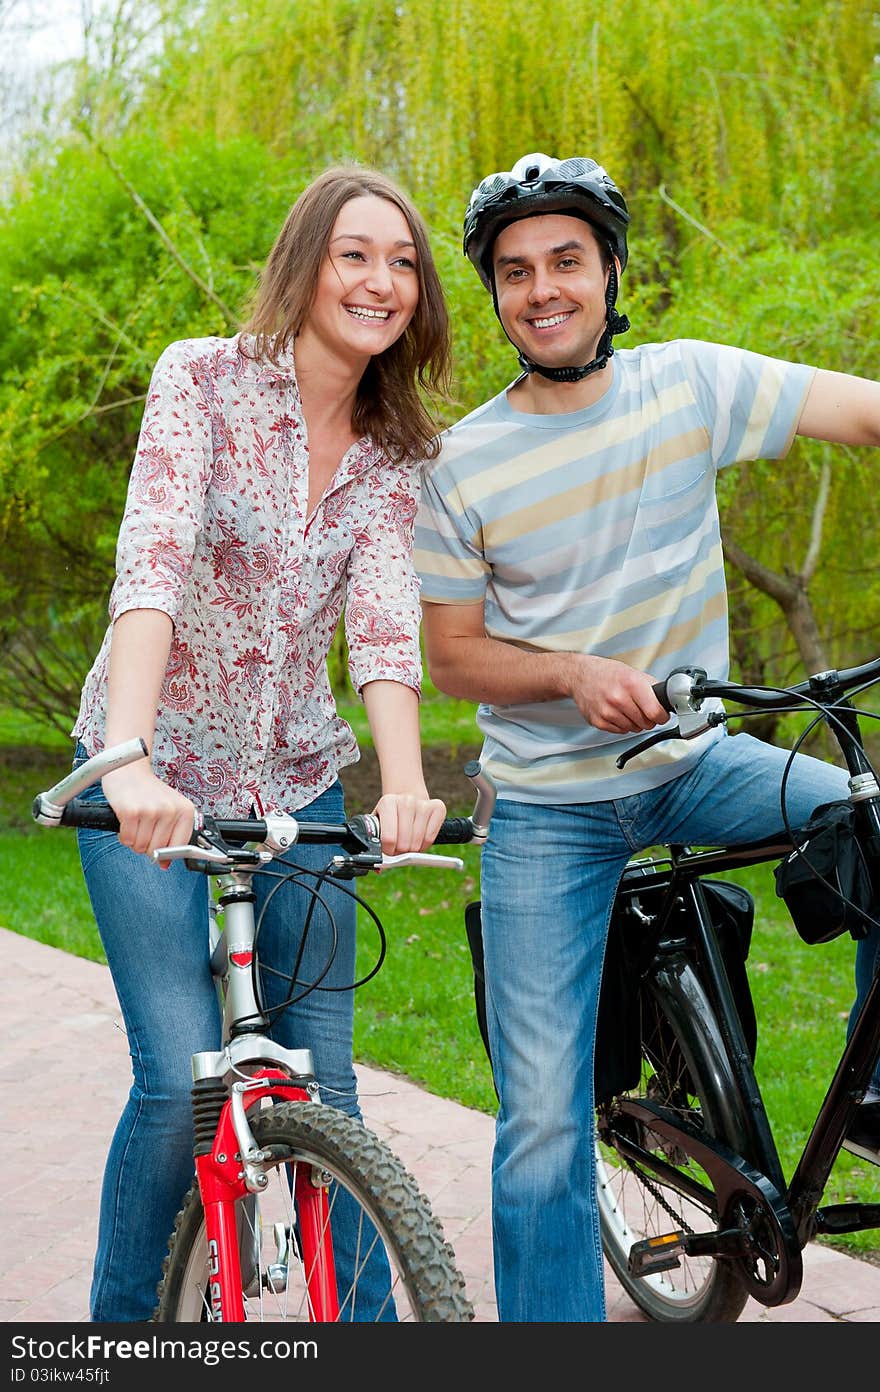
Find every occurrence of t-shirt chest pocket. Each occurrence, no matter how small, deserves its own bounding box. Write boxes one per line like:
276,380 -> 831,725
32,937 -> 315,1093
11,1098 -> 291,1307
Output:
638,457 -> 713,585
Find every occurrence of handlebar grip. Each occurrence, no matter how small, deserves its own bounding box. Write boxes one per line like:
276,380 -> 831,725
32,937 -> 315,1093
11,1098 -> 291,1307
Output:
652,680 -> 672,712
433,817 -> 476,845
56,799 -> 121,831
209,818 -> 268,844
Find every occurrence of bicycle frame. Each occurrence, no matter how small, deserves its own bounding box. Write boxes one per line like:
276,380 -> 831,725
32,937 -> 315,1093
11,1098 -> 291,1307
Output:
676,849 -> 880,1248
188,865 -> 330,1322
610,839 -> 880,1304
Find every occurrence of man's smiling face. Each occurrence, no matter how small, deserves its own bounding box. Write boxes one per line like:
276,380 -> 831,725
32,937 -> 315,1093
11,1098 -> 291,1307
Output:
492,213 -> 612,371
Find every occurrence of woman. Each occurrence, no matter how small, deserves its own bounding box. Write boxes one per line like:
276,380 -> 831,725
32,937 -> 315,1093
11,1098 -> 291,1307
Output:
71,165 -> 451,1321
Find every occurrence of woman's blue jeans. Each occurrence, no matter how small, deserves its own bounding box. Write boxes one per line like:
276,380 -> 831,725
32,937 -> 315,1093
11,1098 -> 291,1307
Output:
76,759 -> 388,1322
480,732 -> 880,1323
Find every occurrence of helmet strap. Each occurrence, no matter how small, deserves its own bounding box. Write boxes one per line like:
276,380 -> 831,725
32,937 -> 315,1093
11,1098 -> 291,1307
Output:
496,246 -> 631,384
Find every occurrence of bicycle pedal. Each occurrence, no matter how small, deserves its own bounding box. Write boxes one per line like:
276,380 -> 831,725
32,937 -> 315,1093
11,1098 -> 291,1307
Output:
628,1231 -> 686,1277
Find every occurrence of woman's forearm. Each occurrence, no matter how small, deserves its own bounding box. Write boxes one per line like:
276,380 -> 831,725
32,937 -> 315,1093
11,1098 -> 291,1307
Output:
104,609 -> 174,754
100,608 -> 197,862
361,680 -> 429,796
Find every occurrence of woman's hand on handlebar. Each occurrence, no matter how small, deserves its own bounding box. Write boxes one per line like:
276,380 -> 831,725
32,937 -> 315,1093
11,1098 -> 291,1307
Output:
101,761 -> 196,868
372,791 -> 448,856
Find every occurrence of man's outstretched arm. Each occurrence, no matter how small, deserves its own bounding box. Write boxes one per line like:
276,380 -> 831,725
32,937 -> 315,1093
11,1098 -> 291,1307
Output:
797,368 -> 880,446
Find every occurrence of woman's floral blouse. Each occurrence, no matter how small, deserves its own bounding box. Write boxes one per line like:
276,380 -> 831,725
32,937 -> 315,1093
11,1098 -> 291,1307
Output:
73,335 -> 423,816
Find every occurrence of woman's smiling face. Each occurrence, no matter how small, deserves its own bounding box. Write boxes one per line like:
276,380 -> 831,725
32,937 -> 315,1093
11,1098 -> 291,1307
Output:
301,194 -> 421,367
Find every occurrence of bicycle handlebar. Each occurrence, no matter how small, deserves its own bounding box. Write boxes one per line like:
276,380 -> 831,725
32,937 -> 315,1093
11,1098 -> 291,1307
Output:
620,655 -> 880,770
32,742 -> 496,868
653,655 -> 880,714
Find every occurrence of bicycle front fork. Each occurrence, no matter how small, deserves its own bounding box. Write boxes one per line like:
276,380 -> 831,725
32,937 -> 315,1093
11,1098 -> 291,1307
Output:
190,1070 -> 336,1321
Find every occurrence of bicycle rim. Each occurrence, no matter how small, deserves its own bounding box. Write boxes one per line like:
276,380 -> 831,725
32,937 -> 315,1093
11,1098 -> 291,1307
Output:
596,964 -> 751,1323
153,1100 -> 474,1323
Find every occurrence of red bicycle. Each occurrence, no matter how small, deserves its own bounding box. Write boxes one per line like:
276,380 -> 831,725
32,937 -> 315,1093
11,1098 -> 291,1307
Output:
33,739 -> 494,1323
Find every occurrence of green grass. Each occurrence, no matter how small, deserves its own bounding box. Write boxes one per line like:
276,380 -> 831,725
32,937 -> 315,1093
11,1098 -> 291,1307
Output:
0,709 -> 72,749
3,710 -> 878,1265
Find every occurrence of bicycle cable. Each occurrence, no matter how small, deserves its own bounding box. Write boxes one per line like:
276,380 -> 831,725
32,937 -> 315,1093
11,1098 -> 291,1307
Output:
713,690 -> 880,933
223,858 -> 388,1032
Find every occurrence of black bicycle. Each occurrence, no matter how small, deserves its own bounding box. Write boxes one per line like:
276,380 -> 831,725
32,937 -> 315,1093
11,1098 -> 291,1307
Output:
591,657 -> 880,1322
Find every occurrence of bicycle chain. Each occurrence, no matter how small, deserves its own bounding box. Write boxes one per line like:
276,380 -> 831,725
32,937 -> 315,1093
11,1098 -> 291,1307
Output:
624,1148 -> 781,1292
624,1148 -> 697,1237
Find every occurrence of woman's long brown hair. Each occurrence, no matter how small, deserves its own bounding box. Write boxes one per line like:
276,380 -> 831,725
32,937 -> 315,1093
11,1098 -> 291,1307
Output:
241,166 -> 451,464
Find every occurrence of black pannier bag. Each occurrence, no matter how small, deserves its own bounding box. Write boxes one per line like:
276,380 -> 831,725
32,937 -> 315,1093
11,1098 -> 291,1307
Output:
774,799 -> 876,945
464,878 -> 757,1107
464,901 -> 493,1087
594,876 -> 757,1105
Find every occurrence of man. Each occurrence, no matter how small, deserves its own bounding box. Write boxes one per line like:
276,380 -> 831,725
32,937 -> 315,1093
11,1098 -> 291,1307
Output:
414,152 -> 880,1322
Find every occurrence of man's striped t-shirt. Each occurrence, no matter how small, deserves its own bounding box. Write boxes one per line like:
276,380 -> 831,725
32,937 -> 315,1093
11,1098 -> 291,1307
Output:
415,339 -> 815,804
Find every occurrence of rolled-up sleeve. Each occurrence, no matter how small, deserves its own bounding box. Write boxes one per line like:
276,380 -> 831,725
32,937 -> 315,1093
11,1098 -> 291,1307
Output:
344,465 -> 423,696
109,341 -> 214,622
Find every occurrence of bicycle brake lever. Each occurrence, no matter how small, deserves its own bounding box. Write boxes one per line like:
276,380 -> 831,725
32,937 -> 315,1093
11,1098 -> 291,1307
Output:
615,717 -> 715,770
329,850 -> 466,878
375,852 -> 465,872
616,728 -> 682,769
151,843 -> 232,864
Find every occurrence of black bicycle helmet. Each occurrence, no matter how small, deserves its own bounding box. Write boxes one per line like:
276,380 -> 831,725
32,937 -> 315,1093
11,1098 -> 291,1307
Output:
463,152 -> 631,382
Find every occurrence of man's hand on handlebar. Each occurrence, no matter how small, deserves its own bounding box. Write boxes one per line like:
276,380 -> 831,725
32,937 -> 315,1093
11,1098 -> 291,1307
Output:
567,655 -> 669,734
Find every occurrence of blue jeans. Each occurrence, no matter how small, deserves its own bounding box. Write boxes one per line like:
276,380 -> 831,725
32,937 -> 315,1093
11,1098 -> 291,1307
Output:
480,732 -> 880,1323
76,756 -> 389,1321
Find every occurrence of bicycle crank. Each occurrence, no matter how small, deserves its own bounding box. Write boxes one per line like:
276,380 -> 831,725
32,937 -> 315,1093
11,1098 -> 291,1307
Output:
620,1097 -> 804,1305
627,1215 -> 779,1280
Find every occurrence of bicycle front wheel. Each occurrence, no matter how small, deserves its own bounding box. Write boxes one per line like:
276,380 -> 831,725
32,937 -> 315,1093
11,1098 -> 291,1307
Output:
154,1100 -> 474,1323
596,959 -> 752,1323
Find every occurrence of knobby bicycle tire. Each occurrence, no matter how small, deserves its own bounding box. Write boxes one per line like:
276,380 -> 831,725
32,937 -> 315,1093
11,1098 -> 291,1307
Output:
595,957 -> 752,1323
153,1100 -> 474,1323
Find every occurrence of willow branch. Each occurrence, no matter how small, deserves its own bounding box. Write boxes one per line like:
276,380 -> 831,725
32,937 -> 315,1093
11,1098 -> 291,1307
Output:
722,534 -> 797,605
657,184 -> 741,261
802,457 -> 831,585
79,124 -> 238,328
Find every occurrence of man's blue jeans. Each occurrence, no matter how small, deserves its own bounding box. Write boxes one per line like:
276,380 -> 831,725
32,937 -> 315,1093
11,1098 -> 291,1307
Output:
480,732 -> 880,1323
76,762 -> 389,1322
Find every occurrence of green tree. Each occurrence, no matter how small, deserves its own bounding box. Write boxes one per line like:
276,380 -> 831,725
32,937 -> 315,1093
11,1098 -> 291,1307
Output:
0,0 -> 877,734
0,129 -> 302,728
